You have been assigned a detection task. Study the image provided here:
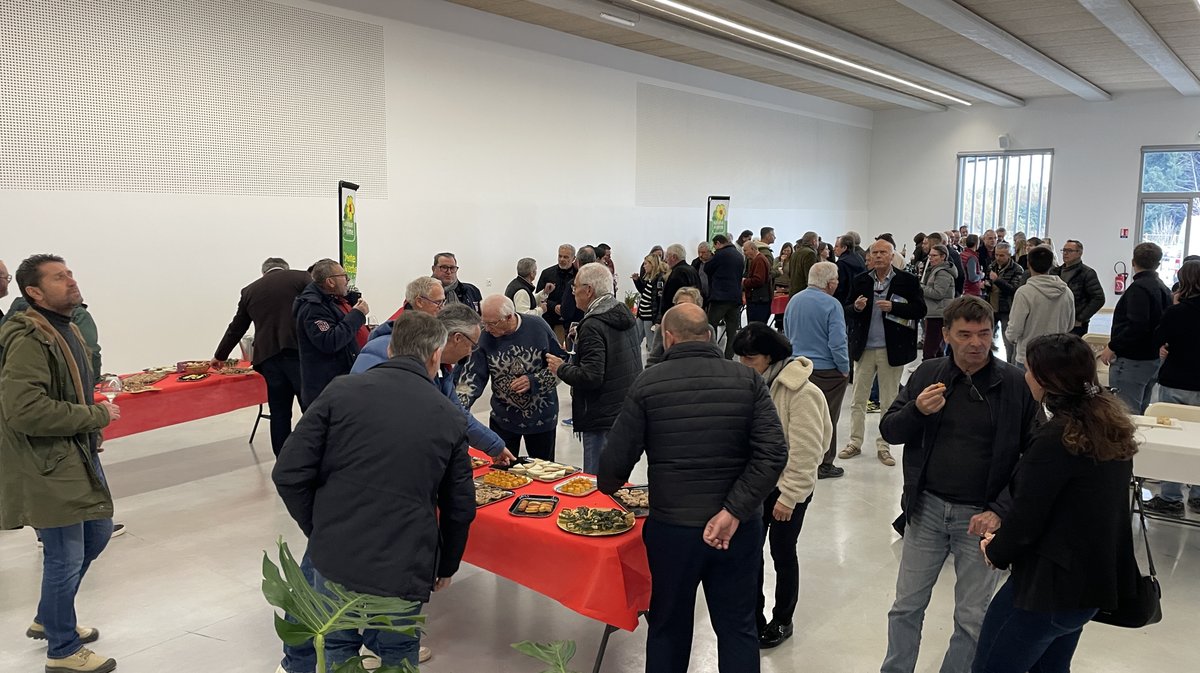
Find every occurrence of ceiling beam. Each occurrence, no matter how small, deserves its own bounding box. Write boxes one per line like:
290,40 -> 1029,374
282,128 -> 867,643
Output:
522,0 -> 947,111
1077,0 -> 1200,96
894,0 -> 1111,101
711,0 -> 1023,107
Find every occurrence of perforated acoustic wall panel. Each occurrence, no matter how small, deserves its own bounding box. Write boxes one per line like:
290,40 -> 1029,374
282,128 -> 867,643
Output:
0,0 -> 387,197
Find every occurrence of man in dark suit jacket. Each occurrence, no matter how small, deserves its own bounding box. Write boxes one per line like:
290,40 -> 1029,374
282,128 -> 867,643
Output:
840,240 -> 925,468
212,257 -> 311,455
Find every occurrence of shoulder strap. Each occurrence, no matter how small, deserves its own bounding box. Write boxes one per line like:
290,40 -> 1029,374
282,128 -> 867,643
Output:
1136,488 -> 1157,577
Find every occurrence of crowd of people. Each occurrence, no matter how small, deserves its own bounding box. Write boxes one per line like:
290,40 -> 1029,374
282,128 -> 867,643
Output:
0,222 -> 1188,672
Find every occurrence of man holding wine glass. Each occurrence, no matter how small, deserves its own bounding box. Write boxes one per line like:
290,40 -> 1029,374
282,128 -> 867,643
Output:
0,254 -> 122,673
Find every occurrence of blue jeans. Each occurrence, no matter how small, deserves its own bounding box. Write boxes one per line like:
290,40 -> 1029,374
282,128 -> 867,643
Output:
883,492 -> 1000,673
971,578 -> 1096,673
1154,386 -> 1200,502
36,517 -> 114,658
580,431 -> 608,475
282,554 -> 421,673
1108,357 -> 1160,414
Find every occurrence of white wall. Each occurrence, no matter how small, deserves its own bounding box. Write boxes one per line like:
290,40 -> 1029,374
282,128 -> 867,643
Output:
0,0 -> 872,373
868,90 -> 1200,307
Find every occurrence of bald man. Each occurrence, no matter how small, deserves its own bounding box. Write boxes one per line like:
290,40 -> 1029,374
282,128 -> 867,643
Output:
599,303 -> 787,673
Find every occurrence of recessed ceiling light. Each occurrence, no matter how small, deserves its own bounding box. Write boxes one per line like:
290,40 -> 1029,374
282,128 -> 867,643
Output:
630,0 -> 972,106
600,11 -> 639,27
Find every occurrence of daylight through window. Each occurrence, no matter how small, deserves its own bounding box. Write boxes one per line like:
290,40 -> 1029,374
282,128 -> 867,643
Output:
955,150 -> 1053,239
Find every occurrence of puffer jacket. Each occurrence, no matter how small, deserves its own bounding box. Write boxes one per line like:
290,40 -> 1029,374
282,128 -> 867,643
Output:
597,341 -> 788,526
961,247 -> 984,296
921,261 -> 958,318
0,309 -> 113,529
987,261 -> 1025,314
556,295 -> 643,433
294,282 -> 366,407
1051,262 -> 1106,327
764,357 -> 832,509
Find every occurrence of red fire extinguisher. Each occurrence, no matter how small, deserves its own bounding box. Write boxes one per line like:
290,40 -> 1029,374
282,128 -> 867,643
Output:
1114,262 -> 1129,295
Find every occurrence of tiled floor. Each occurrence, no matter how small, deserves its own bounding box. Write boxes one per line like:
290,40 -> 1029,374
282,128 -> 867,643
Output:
2,375 -> 1197,673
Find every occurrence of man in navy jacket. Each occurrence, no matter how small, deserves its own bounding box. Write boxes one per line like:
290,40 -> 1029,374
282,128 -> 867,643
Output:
293,259 -> 369,408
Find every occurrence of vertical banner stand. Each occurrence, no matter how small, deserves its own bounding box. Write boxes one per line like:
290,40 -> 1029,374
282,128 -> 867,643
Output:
707,195 -> 730,243
338,180 -> 360,290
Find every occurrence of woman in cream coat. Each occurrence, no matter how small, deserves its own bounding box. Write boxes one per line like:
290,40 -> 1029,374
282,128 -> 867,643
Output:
732,323 -> 833,649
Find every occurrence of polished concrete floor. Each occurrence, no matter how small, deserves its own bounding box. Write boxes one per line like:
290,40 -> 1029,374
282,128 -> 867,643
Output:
2,375 -> 1198,673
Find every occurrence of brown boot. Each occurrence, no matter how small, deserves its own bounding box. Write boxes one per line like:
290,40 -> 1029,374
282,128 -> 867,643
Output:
45,647 -> 116,673
27,622 -> 100,644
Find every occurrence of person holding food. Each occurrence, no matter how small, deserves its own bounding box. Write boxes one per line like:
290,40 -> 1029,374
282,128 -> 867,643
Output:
877,296 -> 1041,673
599,303 -> 787,673
273,312 -> 475,672
970,333 -> 1139,673
730,323 -> 832,649
544,263 -> 642,475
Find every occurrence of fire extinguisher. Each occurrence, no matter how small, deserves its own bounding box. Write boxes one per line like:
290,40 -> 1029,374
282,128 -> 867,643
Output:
1114,262 -> 1129,295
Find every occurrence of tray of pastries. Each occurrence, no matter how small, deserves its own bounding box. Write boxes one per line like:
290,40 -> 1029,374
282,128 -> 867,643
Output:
470,456 -> 491,470
476,469 -> 533,490
554,476 -> 597,497
506,458 -> 581,482
556,506 -> 635,536
509,495 -> 560,518
610,486 -> 650,518
475,483 -> 514,508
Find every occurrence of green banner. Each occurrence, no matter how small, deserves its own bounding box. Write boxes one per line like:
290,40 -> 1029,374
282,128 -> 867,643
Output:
339,180 -> 359,288
707,195 -> 729,242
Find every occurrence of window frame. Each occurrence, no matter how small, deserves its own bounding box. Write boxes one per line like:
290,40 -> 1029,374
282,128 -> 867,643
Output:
954,148 -> 1055,238
1136,145 -> 1200,281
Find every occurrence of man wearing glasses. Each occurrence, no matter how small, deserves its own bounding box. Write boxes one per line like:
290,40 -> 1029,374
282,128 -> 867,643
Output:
1051,240 -> 1106,335
353,277 -> 444,373
432,252 -> 482,313
878,297 -> 1040,673
294,259 -> 370,408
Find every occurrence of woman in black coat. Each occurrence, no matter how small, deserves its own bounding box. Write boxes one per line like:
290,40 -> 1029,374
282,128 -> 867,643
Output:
973,333 -> 1139,673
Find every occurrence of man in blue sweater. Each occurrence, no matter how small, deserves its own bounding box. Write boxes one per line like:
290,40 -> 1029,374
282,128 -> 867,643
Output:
784,261 -> 850,479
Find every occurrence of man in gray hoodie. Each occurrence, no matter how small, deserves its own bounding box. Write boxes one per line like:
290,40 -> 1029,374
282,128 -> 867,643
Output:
1005,246 -> 1075,367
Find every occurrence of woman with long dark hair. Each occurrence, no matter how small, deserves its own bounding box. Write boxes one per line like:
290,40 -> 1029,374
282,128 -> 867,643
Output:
973,333 -> 1138,673
731,323 -> 832,649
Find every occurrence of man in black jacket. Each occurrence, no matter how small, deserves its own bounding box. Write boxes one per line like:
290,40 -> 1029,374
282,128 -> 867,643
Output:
661,243 -> 701,324
878,297 -> 1040,673
545,263 -> 641,474
294,259 -> 370,408
833,235 -> 864,306
274,312 -> 474,672
840,240 -> 926,467
983,242 -> 1024,364
1100,242 -> 1173,413
432,252 -> 482,313
599,303 -> 787,673
557,246 -> 597,330
211,257 -> 311,455
535,244 -> 576,342
704,234 -> 745,359
1051,240 -> 1106,335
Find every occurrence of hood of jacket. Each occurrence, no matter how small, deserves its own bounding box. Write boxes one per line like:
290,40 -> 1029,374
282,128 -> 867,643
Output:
765,356 -> 814,392
0,308 -> 53,352
1024,274 -> 1070,300
929,261 -> 958,279
582,295 -> 636,331
838,252 -> 866,274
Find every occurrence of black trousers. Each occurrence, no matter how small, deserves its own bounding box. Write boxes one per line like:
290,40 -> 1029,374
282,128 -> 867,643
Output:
757,489 -> 812,630
488,420 -> 556,461
643,517 -> 763,673
257,350 -> 303,456
746,302 -> 771,324
707,301 -> 743,359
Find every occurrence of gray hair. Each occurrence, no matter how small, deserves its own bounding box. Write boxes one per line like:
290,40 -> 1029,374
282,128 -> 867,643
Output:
517,257 -> 537,278
261,257 -> 289,274
405,276 -> 442,305
697,241 -> 711,253
559,243 -> 576,256
576,246 -> 597,265
801,231 -> 820,247
808,261 -> 839,288
995,242 -> 1012,253
437,303 -> 482,336
666,244 -> 686,261
310,258 -> 341,283
389,312 -> 447,363
481,294 -> 516,319
575,262 -> 614,297
673,286 -> 703,305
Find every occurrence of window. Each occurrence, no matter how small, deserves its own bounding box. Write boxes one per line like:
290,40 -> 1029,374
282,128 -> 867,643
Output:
955,150 -> 1053,238
1138,147 -> 1200,284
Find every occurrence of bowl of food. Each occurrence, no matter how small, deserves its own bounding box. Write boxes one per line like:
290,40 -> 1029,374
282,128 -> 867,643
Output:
179,361 -> 212,375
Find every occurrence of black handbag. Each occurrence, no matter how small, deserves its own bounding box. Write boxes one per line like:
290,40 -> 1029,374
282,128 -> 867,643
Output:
1092,500 -> 1163,628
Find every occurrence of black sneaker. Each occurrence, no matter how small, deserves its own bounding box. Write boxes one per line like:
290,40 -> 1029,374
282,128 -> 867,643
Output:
1143,496 -> 1184,516
817,464 -> 844,479
759,621 -> 793,649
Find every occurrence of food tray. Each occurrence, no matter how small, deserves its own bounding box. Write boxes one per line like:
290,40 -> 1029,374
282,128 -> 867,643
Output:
508,495 -> 560,518
469,456 -> 491,470
475,484 -> 514,508
178,373 -> 209,382
499,458 -> 582,483
610,486 -> 650,518
554,476 -> 598,497
475,470 -> 533,490
556,507 -> 635,537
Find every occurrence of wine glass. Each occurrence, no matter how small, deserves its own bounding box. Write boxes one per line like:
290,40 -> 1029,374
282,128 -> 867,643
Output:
96,374 -> 123,403
566,322 -> 580,357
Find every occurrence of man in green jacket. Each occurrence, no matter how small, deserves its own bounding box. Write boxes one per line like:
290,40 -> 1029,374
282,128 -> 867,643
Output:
0,254 -> 121,673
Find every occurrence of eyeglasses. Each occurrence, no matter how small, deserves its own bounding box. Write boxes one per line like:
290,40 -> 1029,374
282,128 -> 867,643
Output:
963,374 -> 985,403
456,331 -> 480,353
418,295 -> 446,308
329,274 -> 348,280
1061,248 -> 1080,254
482,316 -> 511,328
0,274 -> 10,282
435,265 -> 459,272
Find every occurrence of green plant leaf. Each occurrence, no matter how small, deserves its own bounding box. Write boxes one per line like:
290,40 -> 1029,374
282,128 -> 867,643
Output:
512,640 -> 578,671
262,552 -> 294,612
273,613 -> 316,647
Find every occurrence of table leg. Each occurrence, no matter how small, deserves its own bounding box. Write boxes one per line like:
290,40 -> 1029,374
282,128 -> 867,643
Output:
249,404 -> 271,444
590,611 -> 646,673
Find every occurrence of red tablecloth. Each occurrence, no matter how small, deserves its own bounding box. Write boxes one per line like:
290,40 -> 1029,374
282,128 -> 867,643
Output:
771,293 -> 790,315
462,449 -> 651,631
97,363 -> 267,440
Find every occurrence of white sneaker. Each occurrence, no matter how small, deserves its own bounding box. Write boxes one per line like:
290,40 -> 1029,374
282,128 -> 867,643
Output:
111,524 -> 126,538
419,646 -> 432,663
